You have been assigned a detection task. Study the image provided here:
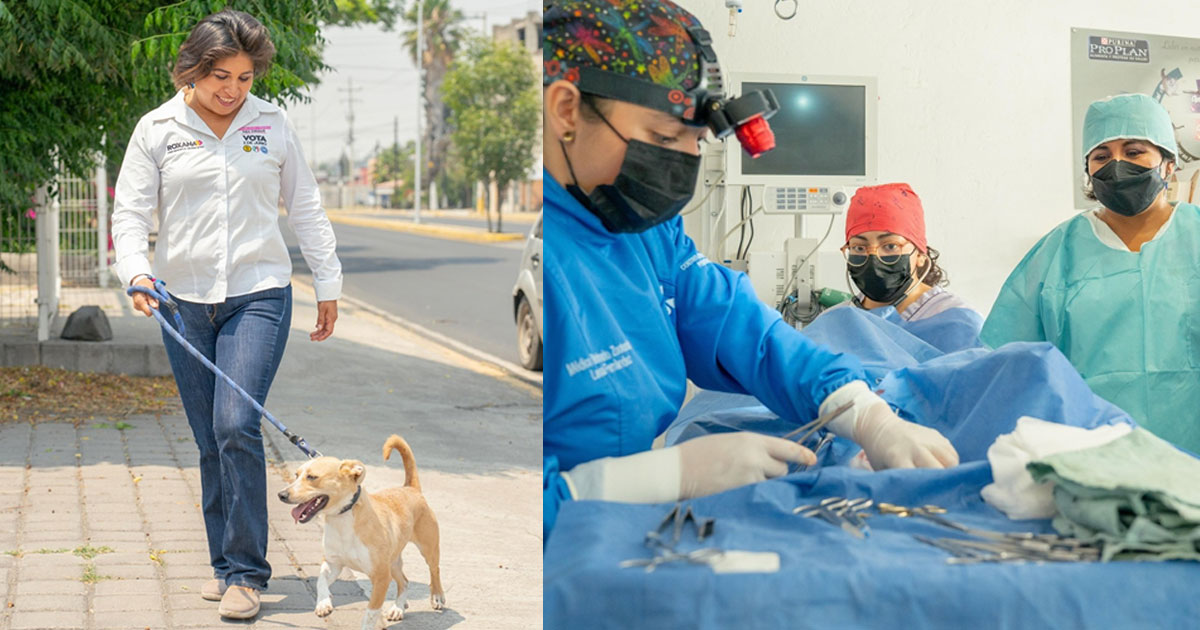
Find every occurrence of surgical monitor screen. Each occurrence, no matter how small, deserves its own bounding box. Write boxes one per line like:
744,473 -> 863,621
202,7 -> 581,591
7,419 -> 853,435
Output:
741,82 -> 866,177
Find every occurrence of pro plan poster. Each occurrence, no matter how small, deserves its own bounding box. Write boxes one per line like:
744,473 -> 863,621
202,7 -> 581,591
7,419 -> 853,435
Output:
1071,28 -> 1200,208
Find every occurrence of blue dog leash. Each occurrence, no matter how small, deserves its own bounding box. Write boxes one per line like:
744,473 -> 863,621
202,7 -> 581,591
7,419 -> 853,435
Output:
128,279 -> 322,459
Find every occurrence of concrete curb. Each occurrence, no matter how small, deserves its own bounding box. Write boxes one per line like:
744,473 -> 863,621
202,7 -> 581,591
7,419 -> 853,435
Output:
2,286 -> 172,377
333,207 -> 539,225
0,334 -> 170,377
294,277 -> 543,389
326,213 -> 525,244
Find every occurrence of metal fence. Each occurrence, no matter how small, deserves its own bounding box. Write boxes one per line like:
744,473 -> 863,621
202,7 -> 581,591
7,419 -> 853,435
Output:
58,163 -> 110,289
0,193 -> 38,329
1,156 -> 112,339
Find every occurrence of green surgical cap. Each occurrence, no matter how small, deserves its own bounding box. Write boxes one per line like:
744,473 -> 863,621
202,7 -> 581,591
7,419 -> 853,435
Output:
1082,93 -> 1178,160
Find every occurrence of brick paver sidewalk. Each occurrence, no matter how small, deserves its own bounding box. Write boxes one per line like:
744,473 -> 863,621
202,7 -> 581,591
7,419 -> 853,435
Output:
0,416 -> 405,630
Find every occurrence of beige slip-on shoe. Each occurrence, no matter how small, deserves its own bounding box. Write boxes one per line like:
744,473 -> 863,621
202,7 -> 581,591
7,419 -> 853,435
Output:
218,585 -> 261,619
201,578 -> 228,601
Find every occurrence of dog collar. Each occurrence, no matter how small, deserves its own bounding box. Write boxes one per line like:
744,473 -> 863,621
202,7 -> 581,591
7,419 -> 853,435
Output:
337,486 -> 362,515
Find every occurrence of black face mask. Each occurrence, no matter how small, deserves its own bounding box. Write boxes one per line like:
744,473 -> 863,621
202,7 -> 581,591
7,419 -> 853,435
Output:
561,107 -> 701,233
848,254 -> 915,305
1090,159 -> 1167,217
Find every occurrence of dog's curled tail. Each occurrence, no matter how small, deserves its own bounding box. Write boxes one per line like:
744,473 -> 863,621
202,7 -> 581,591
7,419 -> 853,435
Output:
383,434 -> 421,491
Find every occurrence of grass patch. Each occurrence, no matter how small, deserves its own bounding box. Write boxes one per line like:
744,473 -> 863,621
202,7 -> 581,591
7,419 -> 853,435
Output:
80,564 -> 110,584
92,421 -> 134,430
72,545 -> 113,560
4,545 -> 113,559
0,366 -> 178,424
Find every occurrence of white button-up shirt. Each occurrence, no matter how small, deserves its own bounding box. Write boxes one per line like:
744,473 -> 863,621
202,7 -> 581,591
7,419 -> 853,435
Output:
112,90 -> 342,303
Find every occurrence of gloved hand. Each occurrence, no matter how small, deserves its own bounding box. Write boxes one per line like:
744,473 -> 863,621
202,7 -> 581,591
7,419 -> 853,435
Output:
561,432 -> 815,503
822,381 -> 958,470
677,432 -> 815,499
852,400 -> 958,469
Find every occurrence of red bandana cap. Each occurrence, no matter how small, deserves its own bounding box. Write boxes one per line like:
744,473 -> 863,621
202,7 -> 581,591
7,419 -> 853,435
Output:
844,183 -> 927,253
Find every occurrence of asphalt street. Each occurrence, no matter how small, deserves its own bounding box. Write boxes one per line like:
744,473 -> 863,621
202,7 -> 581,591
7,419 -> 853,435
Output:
282,219 -> 529,367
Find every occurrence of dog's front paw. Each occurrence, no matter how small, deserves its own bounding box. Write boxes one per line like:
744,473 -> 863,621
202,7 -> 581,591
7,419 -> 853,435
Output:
314,598 -> 334,617
431,593 -> 446,610
384,604 -> 406,622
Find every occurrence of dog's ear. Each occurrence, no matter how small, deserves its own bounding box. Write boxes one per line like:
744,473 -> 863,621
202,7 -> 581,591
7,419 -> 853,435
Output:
339,460 -> 366,483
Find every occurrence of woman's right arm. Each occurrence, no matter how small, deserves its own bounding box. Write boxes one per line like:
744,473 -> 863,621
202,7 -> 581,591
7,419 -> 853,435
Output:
111,119 -> 161,315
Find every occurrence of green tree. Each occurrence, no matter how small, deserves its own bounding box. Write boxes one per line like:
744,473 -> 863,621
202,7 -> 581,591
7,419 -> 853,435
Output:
373,141 -> 415,208
0,0 -> 395,234
400,0 -> 466,200
435,145 -> 475,209
443,38 -> 538,232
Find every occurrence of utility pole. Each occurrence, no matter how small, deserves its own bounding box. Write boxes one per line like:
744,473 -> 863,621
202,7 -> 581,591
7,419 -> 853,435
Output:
339,77 -> 362,206
464,11 -> 487,37
414,0 -> 423,223
393,115 -> 400,209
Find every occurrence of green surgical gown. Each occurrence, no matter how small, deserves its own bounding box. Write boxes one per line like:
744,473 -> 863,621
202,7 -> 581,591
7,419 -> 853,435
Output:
982,203 -> 1200,453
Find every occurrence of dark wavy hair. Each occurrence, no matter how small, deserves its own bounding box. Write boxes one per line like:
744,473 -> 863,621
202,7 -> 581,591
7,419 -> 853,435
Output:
917,246 -> 948,287
171,10 -> 276,89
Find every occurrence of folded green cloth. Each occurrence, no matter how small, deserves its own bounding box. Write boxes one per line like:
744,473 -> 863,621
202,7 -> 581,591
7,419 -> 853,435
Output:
1027,428 -> 1200,561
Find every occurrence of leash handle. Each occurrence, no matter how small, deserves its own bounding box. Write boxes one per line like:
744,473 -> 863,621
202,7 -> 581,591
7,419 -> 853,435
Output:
126,279 -> 184,334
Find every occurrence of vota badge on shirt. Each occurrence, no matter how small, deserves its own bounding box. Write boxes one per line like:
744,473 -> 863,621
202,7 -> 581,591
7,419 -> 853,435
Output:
239,125 -> 272,155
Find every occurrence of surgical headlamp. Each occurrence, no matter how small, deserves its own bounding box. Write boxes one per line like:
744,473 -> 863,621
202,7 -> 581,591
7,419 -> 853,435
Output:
563,25 -> 779,159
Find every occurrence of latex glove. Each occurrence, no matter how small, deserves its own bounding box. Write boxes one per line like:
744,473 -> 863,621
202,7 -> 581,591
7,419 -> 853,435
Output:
562,432 -> 815,503
678,432 -> 816,499
853,400 -> 958,469
822,381 -> 959,470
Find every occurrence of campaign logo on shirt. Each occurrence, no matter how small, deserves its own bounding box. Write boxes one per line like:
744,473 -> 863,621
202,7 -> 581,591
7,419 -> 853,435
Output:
165,139 -> 203,154
240,126 -> 270,154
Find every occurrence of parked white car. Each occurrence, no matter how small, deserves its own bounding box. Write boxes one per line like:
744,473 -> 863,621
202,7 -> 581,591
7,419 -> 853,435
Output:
512,211 -> 543,371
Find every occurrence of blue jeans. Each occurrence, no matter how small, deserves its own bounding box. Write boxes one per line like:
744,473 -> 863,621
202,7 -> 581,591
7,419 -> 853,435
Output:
160,285 -> 292,591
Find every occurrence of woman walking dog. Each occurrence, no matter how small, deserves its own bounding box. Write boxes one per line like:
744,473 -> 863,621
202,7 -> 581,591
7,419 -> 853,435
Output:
111,9 -> 342,620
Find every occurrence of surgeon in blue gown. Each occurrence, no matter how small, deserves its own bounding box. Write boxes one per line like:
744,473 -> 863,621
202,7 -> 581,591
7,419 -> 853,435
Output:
542,0 -> 958,540
982,93 -> 1200,453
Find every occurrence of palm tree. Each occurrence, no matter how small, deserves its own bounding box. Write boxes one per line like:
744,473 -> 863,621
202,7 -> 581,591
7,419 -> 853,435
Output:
401,0 -> 467,203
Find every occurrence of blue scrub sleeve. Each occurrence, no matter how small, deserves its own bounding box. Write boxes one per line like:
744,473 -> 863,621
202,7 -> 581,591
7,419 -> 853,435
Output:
668,223 -> 866,423
544,455 -> 573,545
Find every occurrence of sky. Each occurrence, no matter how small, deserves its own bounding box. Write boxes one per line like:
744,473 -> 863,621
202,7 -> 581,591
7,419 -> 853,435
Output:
283,0 -> 539,171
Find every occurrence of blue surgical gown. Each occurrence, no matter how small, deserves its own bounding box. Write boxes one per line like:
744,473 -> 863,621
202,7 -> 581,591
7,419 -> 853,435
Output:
543,172 -> 866,539
981,204 -> 1200,453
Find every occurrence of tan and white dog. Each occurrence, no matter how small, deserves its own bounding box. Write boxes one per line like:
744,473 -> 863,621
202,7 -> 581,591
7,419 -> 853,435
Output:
278,435 -> 445,629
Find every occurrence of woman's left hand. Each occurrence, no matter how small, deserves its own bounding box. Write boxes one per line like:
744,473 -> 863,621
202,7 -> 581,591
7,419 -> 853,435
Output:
312,300 -> 338,341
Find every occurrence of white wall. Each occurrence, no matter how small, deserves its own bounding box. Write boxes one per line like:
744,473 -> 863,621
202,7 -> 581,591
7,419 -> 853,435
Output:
676,0 -> 1200,314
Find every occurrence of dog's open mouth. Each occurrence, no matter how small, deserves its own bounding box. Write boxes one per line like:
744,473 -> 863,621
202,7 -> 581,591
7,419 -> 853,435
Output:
291,495 -> 329,523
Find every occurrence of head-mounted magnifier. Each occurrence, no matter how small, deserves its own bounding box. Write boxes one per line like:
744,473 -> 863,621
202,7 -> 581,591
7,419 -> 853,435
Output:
560,26 -> 780,158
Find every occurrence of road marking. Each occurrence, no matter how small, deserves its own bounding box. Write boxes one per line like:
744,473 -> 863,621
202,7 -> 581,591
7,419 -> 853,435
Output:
327,213 -> 525,244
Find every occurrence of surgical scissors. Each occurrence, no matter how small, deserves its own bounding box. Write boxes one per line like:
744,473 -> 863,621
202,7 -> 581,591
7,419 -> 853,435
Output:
794,496 -> 873,538
782,401 -> 855,445
623,503 -> 720,572
879,503 -> 1102,563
